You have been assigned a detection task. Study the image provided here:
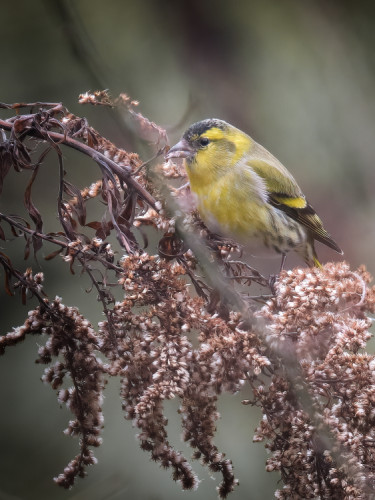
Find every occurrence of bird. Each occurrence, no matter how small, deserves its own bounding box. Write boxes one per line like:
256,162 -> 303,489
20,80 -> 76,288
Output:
165,118 -> 342,268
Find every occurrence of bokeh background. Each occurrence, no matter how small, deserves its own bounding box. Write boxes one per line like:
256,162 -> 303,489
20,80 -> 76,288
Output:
1,1 -> 375,499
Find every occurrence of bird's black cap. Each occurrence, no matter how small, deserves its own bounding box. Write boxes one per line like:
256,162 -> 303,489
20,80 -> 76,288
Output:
183,118 -> 227,142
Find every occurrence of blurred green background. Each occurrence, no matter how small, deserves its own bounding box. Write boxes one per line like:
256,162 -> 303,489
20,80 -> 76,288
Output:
1,0 -> 375,499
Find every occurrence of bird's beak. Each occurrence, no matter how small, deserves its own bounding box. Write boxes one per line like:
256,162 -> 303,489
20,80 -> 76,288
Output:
166,139 -> 195,160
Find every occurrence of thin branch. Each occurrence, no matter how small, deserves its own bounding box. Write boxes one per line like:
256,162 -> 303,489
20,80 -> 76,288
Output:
0,213 -> 123,272
0,254 -> 50,311
80,259 -> 119,355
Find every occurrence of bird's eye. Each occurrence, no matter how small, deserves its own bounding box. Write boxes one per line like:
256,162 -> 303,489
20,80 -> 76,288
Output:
199,137 -> 210,147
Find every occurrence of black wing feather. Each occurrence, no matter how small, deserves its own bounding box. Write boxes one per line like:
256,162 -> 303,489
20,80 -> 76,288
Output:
269,194 -> 342,254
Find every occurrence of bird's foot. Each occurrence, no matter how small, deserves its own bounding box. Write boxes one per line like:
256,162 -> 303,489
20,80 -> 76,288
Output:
268,274 -> 278,295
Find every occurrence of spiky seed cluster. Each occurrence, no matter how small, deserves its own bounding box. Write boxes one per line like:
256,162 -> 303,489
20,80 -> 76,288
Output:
95,252 -> 273,497
262,263 -> 374,359
1,293 -> 105,489
255,262 -> 375,498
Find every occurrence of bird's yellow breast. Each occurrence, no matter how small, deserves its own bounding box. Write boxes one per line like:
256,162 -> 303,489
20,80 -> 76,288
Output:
190,168 -> 270,240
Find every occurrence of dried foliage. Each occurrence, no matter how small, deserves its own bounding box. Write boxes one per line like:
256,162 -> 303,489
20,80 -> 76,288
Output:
1,94 -> 375,499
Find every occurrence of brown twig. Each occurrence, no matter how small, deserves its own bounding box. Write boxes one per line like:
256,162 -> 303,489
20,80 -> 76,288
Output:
0,117 -> 158,210
0,213 -> 123,272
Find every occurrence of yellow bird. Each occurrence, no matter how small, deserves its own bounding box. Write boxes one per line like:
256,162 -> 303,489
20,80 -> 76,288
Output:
166,118 -> 342,267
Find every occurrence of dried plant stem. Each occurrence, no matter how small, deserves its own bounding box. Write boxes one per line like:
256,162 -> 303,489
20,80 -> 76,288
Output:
0,213 -> 123,272
0,118 -> 157,209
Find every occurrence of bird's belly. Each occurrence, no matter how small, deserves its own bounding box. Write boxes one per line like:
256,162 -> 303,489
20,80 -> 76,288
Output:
199,198 -> 307,256
199,199 -> 263,241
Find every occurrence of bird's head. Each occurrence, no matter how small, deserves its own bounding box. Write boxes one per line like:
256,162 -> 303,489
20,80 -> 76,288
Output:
166,119 -> 252,183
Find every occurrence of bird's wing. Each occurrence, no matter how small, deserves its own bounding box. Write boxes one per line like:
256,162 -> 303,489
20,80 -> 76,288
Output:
248,158 -> 342,254
269,194 -> 342,253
